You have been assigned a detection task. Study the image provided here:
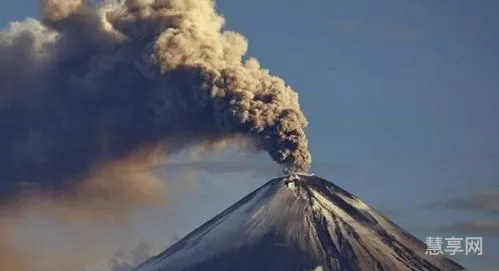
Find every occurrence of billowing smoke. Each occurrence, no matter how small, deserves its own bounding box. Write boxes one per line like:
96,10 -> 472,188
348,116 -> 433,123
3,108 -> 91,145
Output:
97,242 -> 153,271
0,0 -> 311,205
1,1 -> 310,268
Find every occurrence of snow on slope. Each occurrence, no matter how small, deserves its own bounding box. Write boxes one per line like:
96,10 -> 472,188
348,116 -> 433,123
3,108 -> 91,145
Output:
133,174 -> 463,271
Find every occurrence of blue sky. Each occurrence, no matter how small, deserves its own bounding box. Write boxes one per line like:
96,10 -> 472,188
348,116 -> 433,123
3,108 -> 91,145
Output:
1,0 -> 498,270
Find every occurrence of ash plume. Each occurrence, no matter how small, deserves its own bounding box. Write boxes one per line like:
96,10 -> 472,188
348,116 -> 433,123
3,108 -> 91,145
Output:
0,214 -> 34,271
0,0 -> 310,203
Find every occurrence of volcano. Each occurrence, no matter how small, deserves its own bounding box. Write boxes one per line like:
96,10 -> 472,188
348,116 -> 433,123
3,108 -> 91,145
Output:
133,174 -> 463,271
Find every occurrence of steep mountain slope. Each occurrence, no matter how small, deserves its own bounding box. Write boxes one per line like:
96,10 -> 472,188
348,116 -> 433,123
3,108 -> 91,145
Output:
133,174 -> 463,271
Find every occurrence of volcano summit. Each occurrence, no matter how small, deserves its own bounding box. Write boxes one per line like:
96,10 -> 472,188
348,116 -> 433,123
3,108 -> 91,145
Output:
133,174 -> 463,271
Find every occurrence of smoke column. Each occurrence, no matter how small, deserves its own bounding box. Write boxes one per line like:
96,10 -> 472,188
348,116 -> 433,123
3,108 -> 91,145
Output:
0,0 -> 311,205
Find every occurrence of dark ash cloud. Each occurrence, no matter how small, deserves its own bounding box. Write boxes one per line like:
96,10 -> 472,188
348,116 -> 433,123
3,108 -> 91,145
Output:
440,218 -> 499,237
426,189 -> 499,237
428,189 -> 499,214
91,241 -> 153,271
0,1 -> 312,270
157,159 -> 280,175
0,0 -> 311,205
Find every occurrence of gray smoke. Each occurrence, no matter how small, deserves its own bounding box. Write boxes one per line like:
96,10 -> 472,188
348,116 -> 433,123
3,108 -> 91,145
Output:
0,0 -> 311,204
92,242 -> 153,271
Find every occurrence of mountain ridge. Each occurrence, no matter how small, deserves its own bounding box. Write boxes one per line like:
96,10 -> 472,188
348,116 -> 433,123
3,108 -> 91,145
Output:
133,174 -> 463,271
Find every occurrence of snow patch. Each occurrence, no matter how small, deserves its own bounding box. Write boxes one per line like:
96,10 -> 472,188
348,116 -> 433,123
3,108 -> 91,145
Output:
133,175 -> 463,271
286,180 -> 296,190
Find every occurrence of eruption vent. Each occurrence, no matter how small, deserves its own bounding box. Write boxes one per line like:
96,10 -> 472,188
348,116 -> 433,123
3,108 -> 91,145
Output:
0,0 -> 311,203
